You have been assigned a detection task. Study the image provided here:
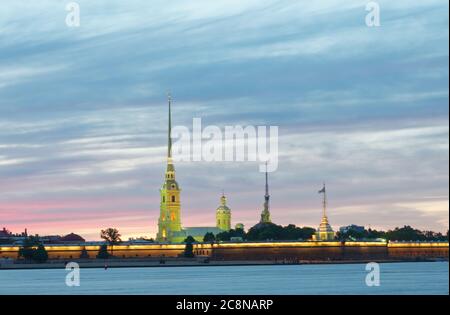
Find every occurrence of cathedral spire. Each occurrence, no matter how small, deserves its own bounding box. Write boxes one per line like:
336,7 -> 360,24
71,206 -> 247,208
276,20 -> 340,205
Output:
157,93 -> 182,243
167,92 -> 172,160
265,162 -> 269,200
165,93 -> 175,175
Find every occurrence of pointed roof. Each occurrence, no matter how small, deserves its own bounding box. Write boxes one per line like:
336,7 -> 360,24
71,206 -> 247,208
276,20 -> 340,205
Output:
265,162 -> 269,199
165,93 -> 176,174
318,182 -> 334,233
217,193 -> 231,212
260,162 -> 271,223
167,92 -> 173,160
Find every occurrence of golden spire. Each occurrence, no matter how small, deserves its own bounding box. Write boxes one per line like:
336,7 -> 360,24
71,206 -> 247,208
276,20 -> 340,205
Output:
167,92 -> 172,160
220,190 -> 227,206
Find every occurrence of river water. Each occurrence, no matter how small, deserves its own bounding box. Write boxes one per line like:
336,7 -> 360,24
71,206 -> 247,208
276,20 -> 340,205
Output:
0,262 -> 448,295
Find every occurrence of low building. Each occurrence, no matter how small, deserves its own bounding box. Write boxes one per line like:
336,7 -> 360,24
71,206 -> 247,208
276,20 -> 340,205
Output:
0,228 -> 11,238
40,235 -> 63,244
59,233 -> 86,244
235,223 -> 244,230
0,228 -> 28,245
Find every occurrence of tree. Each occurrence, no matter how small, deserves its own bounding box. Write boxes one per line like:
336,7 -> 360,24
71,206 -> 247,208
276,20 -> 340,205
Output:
245,224 -> 316,241
203,232 -> 216,243
96,244 -> 110,259
386,226 -> 426,241
18,236 -> 41,261
100,228 -> 122,256
184,236 -> 195,258
366,228 -> 386,240
297,227 -> 316,240
80,247 -> 89,259
216,228 -> 246,241
32,244 -> 48,263
246,223 -> 283,241
19,236 -> 43,262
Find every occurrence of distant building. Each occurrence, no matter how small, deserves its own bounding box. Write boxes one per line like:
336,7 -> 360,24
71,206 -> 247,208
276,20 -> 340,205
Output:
128,237 -> 154,244
0,228 -> 28,245
40,235 -> 63,244
235,223 -> 244,230
340,225 -> 365,234
0,228 -> 10,238
59,233 -> 86,244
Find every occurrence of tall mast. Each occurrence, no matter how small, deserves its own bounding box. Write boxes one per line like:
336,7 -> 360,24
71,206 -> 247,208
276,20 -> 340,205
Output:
322,182 -> 327,217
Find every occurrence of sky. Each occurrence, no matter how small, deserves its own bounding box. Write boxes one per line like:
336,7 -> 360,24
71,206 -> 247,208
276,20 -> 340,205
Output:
0,0 -> 448,240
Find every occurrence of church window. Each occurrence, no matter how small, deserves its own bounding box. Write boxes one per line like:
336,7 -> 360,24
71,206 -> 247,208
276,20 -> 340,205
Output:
171,195 -> 176,202
171,212 -> 176,221
162,196 -> 165,202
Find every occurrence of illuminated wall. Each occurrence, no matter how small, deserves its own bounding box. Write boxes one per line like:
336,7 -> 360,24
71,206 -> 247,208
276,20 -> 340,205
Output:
0,242 -> 448,261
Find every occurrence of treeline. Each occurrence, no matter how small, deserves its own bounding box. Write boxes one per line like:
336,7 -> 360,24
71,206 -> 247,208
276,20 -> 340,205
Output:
337,225 -> 449,242
203,223 -> 316,242
202,224 -> 449,243
17,236 -> 48,263
13,225 -> 449,264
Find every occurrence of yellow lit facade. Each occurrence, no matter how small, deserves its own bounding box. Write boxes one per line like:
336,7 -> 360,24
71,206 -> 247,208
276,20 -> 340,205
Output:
155,95 -> 227,243
1,242 -> 448,260
156,95 -> 182,242
216,194 -> 231,231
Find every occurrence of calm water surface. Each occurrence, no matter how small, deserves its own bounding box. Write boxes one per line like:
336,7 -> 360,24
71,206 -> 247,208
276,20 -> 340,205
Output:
0,262 -> 448,295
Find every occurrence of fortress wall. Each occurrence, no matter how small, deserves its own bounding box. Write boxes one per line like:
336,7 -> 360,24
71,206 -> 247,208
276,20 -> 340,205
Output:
0,245 -> 185,260
209,244 -> 389,261
387,246 -> 448,259
1,242 -> 448,261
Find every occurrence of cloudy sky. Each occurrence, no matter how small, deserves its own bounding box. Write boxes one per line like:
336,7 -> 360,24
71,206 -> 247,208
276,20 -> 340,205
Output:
0,0 -> 448,240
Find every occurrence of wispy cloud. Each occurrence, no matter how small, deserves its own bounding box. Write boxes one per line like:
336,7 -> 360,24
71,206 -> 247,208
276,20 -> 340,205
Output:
0,0 -> 448,239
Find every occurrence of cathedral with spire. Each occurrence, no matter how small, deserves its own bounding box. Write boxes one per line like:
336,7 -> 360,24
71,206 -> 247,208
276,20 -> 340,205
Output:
156,95 -> 233,243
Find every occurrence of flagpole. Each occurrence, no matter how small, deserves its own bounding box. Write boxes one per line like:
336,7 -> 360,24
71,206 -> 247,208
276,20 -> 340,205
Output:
322,182 -> 327,217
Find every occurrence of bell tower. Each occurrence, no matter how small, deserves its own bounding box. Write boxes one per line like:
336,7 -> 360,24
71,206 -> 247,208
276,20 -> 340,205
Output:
157,94 -> 182,242
216,193 -> 231,231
